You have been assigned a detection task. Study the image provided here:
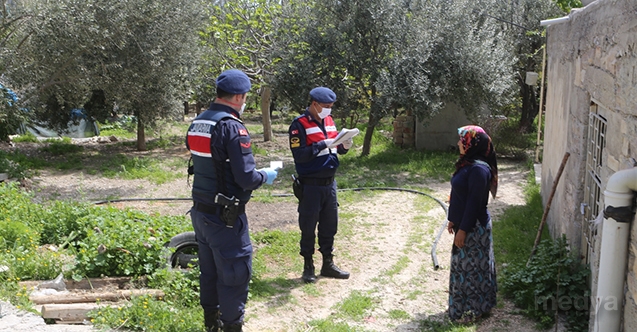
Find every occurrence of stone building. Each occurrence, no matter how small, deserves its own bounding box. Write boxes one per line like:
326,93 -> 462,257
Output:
540,0 -> 637,330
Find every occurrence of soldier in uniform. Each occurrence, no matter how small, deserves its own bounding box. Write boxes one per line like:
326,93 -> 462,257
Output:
288,87 -> 353,283
186,69 -> 279,332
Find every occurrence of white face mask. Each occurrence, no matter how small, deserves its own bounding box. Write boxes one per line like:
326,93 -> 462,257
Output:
239,103 -> 246,115
318,107 -> 331,119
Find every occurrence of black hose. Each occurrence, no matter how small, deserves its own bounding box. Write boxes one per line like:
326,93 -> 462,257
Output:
92,186 -> 449,270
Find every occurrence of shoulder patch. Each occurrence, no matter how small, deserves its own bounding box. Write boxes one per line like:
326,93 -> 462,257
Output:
240,136 -> 252,154
239,129 -> 248,136
291,129 -> 299,135
290,136 -> 300,148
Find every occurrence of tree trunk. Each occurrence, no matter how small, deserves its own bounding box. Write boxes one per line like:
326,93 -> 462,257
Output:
519,79 -> 538,132
260,86 -> 272,142
136,117 -> 146,151
361,112 -> 379,157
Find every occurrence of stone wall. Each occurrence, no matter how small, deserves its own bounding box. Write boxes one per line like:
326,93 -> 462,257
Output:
414,103 -> 469,151
542,0 -> 637,330
393,115 -> 415,147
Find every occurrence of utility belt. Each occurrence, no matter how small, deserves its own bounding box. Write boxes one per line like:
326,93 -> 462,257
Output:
193,193 -> 246,228
298,176 -> 334,186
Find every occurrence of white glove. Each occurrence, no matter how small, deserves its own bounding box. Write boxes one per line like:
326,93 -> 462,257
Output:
342,138 -> 353,149
323,138 -> 336,149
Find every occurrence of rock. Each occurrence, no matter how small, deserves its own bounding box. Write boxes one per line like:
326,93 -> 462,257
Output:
38,273 -> 67,291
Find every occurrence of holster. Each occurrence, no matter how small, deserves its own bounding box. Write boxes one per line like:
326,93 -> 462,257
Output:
215,193 -> 242,228
292,175 -> 303,202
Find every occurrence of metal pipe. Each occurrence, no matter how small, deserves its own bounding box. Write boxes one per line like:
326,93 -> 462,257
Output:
540,16 -> 570,26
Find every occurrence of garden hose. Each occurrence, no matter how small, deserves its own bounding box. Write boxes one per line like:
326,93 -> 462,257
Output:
93,187 -> 449,270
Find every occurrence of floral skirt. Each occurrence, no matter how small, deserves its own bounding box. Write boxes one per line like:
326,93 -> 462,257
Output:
448,220 -> 497,321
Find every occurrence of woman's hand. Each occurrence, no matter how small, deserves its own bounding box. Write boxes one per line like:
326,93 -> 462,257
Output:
454,230 -> 466,248
447,221 -> 455,234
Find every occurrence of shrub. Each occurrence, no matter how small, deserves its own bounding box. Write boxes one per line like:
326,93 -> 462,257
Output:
501,235 -> 590,331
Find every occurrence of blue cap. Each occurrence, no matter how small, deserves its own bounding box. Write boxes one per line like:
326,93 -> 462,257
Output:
309,87 -> 336,103
216,69 -> 251,94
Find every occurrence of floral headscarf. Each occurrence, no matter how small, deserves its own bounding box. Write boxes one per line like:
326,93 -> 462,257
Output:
454,125 -> 498,199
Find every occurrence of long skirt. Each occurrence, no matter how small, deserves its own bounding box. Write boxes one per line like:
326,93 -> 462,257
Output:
448,220 -> 497,321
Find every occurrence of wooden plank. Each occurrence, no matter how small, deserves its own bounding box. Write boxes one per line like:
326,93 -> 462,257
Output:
19,276 -> 137,290
30,289 -> 164,304
41,302 -> 119,321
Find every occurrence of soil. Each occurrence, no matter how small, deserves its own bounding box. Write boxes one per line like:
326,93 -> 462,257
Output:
0,129 -> 560,332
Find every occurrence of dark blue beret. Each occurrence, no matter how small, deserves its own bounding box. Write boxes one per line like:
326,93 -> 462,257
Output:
216,69 -> 251,94
310,87 -> 336,104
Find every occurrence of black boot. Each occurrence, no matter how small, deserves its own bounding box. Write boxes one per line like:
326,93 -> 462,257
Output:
222,322 -> 243,332
302,256 -> 317,283
320,253 -> 350,279
204,309 -> 221,332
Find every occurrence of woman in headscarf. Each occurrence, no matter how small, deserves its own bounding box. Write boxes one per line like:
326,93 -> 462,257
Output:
446,125 -> 498,323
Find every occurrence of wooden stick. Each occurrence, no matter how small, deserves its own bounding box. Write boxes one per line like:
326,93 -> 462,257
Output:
30,289 -> 164,305
528,152 -> 570,266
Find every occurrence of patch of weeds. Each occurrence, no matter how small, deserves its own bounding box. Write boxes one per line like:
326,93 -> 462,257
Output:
0,280 -> 35,314
418,317 -> 476,331
0,150 -> 35,179
99,154 -> 180,184
306,318 -> 362,332
501,236 -> 590,331
39,140 -> 83,155
146,135 -> 182,150
334,290 -> 375,320
384,255 -> 410,277
250,229 -> 300,301
252,144 -> 267,156
406,289 -> 424,300
90,294 -> 202,332
388,309 -> 411,320
10,132 -> 38,143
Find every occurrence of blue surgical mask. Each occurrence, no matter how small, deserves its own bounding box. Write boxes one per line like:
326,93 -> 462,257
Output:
239,103 -> 246,116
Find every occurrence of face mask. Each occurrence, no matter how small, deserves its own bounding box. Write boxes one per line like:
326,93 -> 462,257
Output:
318,107 -> 331,119
239,103 -> 246,115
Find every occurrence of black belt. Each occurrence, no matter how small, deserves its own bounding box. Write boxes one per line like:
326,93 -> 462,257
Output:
299,177 -> 334,186
193,201 -> 245,215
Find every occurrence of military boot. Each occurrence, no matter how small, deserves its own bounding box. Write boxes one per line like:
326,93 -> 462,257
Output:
204,309 -> 221,332
320,253 -> 350,279
222,322 -> 243,332
302,255 -> 317,283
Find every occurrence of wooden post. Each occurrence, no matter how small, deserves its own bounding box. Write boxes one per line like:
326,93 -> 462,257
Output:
261,86 -> 272,142
528,151 -> 570,265
535,45 -> 547,163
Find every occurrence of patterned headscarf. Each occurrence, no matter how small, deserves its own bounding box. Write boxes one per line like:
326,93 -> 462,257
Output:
454,125 -> 498,199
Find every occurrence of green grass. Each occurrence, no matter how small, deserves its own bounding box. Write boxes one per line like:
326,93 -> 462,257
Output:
334,290 -> 376,320
99,154 -> 183,184
492,170 -> 548,268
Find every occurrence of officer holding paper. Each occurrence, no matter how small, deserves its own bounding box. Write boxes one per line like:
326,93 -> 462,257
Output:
288,87 -> 355,283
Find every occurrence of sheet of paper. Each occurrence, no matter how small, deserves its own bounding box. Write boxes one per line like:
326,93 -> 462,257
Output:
331,128 -> 360,147
270,160 -> 283,169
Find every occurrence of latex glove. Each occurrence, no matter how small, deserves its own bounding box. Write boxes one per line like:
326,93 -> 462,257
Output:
342,138 -> 353,149
323,138 -> 336,149
259,167 -> 278,185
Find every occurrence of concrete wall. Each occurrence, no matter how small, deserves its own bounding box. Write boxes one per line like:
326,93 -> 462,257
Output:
415,103 -> 468,151
541,0 -> 637,330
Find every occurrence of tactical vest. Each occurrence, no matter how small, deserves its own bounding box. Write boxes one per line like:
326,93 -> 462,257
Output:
294,114 -> 340,176
186,110 -> 251,203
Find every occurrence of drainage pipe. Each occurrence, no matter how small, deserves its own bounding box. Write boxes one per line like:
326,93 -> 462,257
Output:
595,167 -> 637,332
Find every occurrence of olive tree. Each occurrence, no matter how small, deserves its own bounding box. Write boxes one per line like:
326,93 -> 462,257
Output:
200,0 -> 282,141
1,0 -> 207,150
271,0 -> 517,156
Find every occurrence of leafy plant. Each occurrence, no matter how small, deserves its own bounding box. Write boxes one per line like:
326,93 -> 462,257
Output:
501,236 -> 590,331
